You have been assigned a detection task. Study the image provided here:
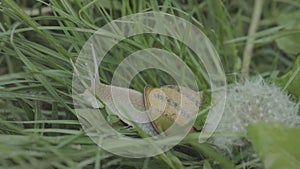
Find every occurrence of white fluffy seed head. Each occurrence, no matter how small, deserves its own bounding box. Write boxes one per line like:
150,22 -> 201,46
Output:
212,77 -> 300,152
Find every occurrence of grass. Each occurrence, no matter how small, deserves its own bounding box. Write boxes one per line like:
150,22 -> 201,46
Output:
0,0 -> 299,169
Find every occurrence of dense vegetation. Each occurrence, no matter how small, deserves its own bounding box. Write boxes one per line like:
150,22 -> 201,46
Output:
0,0 -> 299,168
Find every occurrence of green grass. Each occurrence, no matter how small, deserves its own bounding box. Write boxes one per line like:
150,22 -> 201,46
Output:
0,0 -> 299,168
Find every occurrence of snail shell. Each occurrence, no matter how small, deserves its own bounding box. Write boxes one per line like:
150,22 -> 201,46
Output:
144,85 -> 202,134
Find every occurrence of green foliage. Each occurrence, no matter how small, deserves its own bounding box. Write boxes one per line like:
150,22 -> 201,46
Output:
247,122 -> 300,169
275,11 -> 300,55
275,55 -> 300,98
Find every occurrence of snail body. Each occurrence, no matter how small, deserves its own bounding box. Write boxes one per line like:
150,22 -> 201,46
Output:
82,83 -> 201,136
81,52 -> 201,136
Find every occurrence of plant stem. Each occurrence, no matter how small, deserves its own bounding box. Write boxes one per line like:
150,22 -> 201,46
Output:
241,0 -> 264,80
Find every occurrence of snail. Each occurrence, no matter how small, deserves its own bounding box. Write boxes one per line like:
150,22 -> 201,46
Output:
80,53 -> 202,136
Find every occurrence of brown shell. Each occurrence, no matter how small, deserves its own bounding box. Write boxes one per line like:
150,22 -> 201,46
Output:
144,85 -> 202,134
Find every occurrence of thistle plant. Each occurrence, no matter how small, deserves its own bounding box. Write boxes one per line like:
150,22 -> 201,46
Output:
212,77 -> 300,152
